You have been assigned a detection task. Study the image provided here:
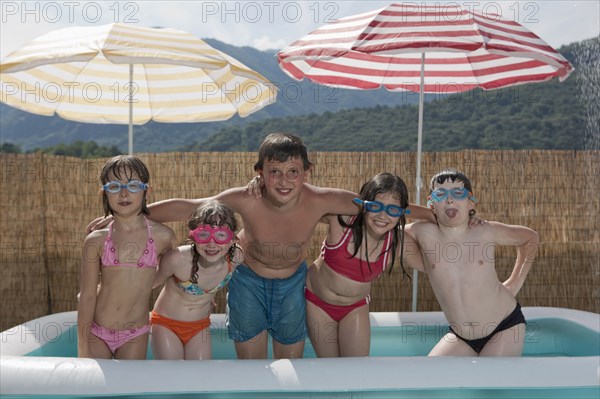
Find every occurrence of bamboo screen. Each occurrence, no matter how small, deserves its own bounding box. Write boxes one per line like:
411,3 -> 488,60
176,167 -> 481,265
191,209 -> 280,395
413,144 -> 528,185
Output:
0,150 -> 598,330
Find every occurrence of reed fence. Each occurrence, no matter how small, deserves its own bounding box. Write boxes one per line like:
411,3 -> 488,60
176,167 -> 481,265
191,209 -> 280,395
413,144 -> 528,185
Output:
1,150 -> 598,330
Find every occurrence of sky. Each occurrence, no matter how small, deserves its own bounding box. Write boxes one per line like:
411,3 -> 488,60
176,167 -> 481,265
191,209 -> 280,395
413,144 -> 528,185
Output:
1,0 -> 599,59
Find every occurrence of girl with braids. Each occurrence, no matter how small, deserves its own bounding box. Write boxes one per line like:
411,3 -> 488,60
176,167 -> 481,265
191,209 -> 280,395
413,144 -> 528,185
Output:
150,200 -> 242,360
305,173 -> 427,357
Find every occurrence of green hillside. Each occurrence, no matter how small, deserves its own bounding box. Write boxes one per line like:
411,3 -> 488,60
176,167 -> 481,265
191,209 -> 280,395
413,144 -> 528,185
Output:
2,38 -> 597,153
191,81 -> 583,152
191,38 -> 594,152
0,40 -> 422,153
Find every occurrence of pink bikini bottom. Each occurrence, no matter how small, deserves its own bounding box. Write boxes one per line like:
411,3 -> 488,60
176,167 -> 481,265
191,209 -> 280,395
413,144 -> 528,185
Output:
90,321 -> 150,354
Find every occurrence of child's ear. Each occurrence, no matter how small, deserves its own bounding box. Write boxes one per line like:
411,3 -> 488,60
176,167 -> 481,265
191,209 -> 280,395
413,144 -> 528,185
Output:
304,165 -> 313,182
143,187 -> 153,203
427,199 -> 435,213
468,199 -> 475,211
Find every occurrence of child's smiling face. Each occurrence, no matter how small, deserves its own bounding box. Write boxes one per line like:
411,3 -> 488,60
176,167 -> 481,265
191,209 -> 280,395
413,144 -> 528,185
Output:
259,157 -> 308,207
104,168 -> 146,217
363,192 -> 402,237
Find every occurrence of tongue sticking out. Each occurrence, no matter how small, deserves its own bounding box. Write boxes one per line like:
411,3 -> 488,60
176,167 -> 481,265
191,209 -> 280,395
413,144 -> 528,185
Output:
445,209 -> 458,218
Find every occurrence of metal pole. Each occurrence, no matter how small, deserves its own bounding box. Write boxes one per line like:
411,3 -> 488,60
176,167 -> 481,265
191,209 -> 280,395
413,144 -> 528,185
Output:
128,64 -> 133,155
411,52 -> 425,312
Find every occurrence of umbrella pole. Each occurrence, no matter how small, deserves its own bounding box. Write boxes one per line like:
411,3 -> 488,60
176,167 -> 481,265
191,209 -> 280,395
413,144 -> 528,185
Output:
128,64 -> 133,155
411,52 -> 425,312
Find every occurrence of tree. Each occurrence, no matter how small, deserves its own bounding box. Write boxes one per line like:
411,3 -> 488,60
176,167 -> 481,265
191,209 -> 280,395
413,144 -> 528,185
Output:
0,143 -> 22,153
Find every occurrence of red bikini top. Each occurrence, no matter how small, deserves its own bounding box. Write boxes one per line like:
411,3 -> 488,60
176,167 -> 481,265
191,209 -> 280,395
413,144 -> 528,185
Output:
322,221 -> 393,283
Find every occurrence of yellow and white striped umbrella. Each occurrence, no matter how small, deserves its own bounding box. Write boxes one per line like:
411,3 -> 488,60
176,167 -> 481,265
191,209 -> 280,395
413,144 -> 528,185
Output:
0,23 -> 277,154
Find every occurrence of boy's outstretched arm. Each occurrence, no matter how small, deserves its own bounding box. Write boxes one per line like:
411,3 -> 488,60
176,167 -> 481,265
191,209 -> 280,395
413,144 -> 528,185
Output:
148,198 -> 205,223
87,198 -> 203,232
318,187 -> 360,215
406,203 -> 435,223
489,222 -> 540,297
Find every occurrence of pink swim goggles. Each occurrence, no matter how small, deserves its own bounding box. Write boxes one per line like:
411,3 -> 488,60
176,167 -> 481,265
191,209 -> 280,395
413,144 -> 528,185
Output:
189,225 -> 234,244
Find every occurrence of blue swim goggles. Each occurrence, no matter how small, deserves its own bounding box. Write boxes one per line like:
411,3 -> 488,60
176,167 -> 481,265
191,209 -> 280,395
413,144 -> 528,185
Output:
427,187 -> 477,206
353,198 -> 410,217
102,180 -> 148,194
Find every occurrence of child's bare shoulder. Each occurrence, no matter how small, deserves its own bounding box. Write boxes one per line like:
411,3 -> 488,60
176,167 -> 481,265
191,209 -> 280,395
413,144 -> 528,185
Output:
161,245 -> 191,266
149,220 -> 175,235
304,184 -> 356,205
168,245 -> 191,259
84,228 -> 107,243
406,220 -> 437,233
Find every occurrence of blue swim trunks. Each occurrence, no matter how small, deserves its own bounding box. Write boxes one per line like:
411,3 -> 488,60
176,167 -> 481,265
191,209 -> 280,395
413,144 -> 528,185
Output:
226,262 -> 308,344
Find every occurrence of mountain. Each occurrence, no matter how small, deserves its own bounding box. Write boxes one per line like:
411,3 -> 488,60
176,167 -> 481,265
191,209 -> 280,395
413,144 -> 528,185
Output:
0,39 -> 422,153
1,38 -> 596,152
189,38 -> 597,152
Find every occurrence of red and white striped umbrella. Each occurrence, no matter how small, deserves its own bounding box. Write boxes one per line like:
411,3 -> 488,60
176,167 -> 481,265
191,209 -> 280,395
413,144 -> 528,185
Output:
278,3 -> 573,93
277,2 -> 573,310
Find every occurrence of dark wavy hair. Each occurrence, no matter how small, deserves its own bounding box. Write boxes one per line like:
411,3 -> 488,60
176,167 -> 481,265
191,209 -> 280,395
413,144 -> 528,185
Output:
100,155 -> 150,217
429,168 -> 474,193
187,200 -> 240,284
253,133 -> 313,171
339,172 -> 410,279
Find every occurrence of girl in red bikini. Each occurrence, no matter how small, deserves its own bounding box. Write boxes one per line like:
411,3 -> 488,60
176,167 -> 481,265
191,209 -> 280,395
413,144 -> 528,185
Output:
305,173 -> 426,357
78,155 -> 176,359
150,200 -> 242,360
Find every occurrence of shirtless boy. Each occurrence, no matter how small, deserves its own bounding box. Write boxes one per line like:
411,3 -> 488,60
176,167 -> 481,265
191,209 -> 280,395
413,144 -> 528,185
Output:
406,168 -> 539,356
143,133 -> 361,359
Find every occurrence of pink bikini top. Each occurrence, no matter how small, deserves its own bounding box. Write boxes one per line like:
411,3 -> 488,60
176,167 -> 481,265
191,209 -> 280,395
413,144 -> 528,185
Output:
322,221 -> 393,283
101,217 -> 158,268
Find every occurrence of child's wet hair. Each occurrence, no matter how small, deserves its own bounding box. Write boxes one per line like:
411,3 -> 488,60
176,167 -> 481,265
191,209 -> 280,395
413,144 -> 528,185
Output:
429,168 -> 474,193
254,133 -> 313,171
359,173 -> 409,208
187,200 -> 239,284
100,155 -> 150,217
340,172 -> 410,279
187,200 -> 238,232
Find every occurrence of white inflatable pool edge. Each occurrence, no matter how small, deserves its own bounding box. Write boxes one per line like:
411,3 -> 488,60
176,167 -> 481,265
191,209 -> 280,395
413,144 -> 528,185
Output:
1,308 -> 599,396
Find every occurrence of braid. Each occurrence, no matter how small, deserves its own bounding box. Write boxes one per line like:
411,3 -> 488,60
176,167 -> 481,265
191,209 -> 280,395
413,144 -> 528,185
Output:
189,242 -> 200,284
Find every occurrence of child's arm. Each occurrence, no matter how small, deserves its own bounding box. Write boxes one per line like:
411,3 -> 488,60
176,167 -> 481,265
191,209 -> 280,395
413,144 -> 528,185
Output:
148,198 -> 206,223
406,204 -> 436,223
77,232 -> 102,358
402,228 -> 425,272
86,199 -> 207,232
148,187 -> 254,224
318,187 -> 360,215
153,247 -> 179,288
489,222 -> 540,297
231,243 -> 245,267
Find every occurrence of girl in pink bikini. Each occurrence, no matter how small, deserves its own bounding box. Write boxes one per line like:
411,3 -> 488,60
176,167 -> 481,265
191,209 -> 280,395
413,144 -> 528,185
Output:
78,155 -> 176,359
305,173 -> 426,357
150,200 -> 243,360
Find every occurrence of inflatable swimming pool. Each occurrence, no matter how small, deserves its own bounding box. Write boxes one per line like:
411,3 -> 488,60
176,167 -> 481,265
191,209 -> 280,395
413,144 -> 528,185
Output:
1,307 -> 599,398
